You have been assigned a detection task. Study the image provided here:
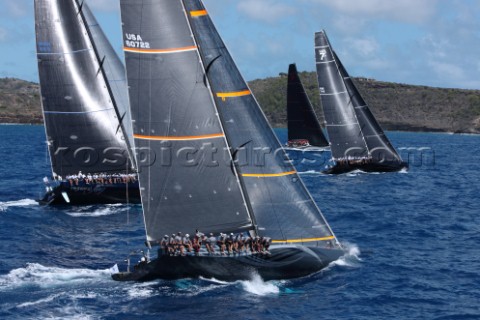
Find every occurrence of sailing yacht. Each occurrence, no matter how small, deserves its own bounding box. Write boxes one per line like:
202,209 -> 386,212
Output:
315,30 -> 408,174
112,0 -> 344,282
286,64 -> 329,149
34,0 -> 140,204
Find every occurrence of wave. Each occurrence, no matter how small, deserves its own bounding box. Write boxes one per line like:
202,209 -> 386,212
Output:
0,198 -> 37,212
0,263 -> 115,290
64,204 -> 129,217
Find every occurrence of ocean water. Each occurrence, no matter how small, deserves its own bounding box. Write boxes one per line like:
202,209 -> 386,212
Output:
0,125 -> 479,319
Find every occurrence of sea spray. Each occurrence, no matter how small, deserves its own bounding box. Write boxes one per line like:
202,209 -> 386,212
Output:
241,273 -> 280,296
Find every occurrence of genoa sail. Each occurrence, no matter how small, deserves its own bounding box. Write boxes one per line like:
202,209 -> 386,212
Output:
314,30 -> 405,171
183,0 -> 336,243
120,0 -> 253,243
35,0 -> 135,178
287,64 -> 329,147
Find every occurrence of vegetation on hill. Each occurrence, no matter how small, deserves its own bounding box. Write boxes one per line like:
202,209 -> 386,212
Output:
1,75 -> 480,133
250,71 -> 480,133
0,78 -> 42,124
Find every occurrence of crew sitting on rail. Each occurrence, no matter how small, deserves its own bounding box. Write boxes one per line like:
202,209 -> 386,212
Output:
60,172 -> 138,186
157,231 -> 274,257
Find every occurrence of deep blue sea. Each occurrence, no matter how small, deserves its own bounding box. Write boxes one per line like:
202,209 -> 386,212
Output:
1,125 -> 479,319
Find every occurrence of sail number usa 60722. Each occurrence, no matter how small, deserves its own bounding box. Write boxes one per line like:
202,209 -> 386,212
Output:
125,34 -> 150,49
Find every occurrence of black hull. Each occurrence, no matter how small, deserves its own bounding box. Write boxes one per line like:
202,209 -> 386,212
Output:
112,245 -> 344,282
37,182 -> 141,205
323,161 -> 409,175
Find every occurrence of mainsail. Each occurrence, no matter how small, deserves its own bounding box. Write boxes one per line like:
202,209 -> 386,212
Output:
314,30 -> 403,165
287,64 -> 329,147
35,0 -> 135,178
120,0 -> 253,243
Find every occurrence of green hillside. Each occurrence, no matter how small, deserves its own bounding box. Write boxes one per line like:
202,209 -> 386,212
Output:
1,75 -> 480,133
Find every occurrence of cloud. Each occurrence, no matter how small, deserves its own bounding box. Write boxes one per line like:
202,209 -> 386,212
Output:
237,0 -> 297,24
0,28 -> 7,42
428,61 -> 465,80
347,38 -> 379,57
306,0 -> 438,24
0,0 -> 29,18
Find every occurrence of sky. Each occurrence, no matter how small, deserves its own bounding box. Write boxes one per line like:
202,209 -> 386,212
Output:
1,0 -> 480,89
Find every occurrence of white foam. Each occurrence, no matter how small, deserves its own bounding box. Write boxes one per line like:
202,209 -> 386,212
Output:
64,204 -> 127,217
0,263 -> 112,289
16,293 -> 63,308
285,146 -> 330,152
327,242 -> 362,269
127,286 -> 154,298
0,199 -> 37,212
240,273 -> 280,296
297,170 -> 323,175
199,277 -> 231,285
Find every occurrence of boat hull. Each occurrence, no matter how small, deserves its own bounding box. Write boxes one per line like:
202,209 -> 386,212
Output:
323,161 -> 409,175
112,245 -> 344,282
37,182 -> 141,205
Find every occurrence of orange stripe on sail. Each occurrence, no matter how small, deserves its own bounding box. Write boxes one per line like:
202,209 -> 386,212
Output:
134,133 -> 224,141
241,170 -> 297,178
216,90 -> 251,101
271,236 -> 335,244
123,46 -> 197,54
190,10 -> 208,17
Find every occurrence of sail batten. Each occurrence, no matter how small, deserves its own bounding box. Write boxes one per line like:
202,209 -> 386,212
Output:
123,46 -> 197,54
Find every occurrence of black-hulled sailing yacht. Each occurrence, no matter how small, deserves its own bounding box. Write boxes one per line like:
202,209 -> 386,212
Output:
34,0 -> 140,205
314,30 -> 408,174
112,0 -> 344,282
286,64 -> 329,149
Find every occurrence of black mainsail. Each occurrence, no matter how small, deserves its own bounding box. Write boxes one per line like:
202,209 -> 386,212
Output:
114,0 -> 343,282
314,30 -> 407,174
35,0 -> 139,204
286,63 -> 329,148
120,0 -> 252,243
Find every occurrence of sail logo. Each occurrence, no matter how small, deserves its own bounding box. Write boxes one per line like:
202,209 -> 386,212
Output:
318,49 -> 327,61
125,33 -> 150,49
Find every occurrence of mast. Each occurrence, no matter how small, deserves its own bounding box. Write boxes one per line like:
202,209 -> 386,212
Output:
183,0 -> 338,243
287,63 -> 329,147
